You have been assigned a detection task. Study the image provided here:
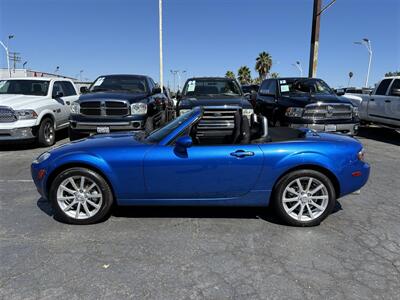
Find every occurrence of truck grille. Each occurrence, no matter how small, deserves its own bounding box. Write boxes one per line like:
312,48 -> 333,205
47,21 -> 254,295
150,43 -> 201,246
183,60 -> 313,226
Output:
197,107 -> 239,136
303,104 -> 353,120
0,107 -> 17,123
80,101 -> 130,117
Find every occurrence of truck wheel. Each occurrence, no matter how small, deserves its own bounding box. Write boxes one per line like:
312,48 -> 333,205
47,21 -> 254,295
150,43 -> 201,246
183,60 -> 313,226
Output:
37,117 -> 56,147
50,167 -> 113,225
69,127 -> 89,141
272,169 -> 336,227
145,117 -> 154,134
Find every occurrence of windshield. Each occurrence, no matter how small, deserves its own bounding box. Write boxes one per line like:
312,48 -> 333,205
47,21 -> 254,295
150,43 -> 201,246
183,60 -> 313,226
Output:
146,110 -> 197,143
0,80 -> 50,96
89,76 -> 148,93
279,79 -> 334,95
182,79 -> 242,97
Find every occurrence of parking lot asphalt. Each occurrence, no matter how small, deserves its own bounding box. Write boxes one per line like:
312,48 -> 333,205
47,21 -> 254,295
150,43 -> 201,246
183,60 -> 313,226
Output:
0,127 -> 399,300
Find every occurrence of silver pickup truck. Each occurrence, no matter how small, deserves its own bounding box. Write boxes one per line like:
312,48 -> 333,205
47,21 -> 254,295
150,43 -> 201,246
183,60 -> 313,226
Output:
344,77 -> 400,129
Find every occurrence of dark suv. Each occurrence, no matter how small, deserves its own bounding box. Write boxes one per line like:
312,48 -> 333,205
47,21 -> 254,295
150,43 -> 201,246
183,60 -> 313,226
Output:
69,74 -> 174,140
254,77 -> 360,135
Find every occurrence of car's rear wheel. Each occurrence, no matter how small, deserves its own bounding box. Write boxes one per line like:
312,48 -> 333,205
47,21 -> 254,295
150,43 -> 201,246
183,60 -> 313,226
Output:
37,117 -> 55,147
272,170 -> 336,226
50,167 -> 113,224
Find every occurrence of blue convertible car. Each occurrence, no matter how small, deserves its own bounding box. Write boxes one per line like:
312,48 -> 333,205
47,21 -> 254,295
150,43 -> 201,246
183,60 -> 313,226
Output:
31,107 -> 370,226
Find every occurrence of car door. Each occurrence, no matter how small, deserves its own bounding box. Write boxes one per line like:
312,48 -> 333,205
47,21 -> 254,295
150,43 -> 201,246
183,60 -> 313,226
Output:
51,81 -> 69,127
384,79 -> 400,126
143,144 -> 264,199
367,78 -> 392,122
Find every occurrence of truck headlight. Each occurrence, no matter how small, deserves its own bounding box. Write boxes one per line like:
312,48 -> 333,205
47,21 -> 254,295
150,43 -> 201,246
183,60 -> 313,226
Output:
242,109 -> 254,118
71,102 -> 80,114
179,109 -> 192,116
352,106 -> 359,117
131,103 -> 147,115
285,107 -> 304,118
15,110 -> 38,120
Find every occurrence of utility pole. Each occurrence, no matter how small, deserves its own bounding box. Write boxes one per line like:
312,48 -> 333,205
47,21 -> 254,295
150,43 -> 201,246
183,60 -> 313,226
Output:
354,39 -> 372,88
308,0 -> 322,78
159,0 -> 164,92
9,52 -> 21,71
308,0 -> 336,78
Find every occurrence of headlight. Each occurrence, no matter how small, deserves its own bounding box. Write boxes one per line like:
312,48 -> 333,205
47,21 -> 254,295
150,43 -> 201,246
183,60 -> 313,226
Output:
15,110 -> 38,120
242,109 -> 254,118
352,106 -> 359,117
131,103 -> 147,115
285,107 -> 304,118
71,102 -> 80,114
34,152 -> 50,164
179,109 -> 192,116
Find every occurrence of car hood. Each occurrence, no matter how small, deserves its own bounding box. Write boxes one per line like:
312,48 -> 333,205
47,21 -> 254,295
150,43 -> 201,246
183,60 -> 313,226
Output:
179,96 -> 252,108
79,92 -> 149,103
281,94 -> 353,106
0,94 -> 48,110
49,132 -> 148,156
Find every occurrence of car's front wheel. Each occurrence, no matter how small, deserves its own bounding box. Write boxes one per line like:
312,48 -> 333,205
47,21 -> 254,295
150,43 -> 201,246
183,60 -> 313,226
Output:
273,169 -> 336,226
50,167 -> 114,224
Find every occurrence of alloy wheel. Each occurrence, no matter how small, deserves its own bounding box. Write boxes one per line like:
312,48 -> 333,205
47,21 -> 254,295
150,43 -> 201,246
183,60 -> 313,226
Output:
282,176 -> 329,222
56,175 -> 103,219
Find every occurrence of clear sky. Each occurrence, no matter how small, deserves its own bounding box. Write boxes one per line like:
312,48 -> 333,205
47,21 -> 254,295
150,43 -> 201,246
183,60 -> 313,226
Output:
0,0 -> 399,88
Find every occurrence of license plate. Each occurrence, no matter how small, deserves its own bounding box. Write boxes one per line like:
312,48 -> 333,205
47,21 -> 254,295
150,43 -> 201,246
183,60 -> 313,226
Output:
325,124 -> 337,132
96,126 -> 110,134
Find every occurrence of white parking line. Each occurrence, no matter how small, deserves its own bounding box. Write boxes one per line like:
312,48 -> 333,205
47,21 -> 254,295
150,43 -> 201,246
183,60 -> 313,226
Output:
0,179 -> 34,183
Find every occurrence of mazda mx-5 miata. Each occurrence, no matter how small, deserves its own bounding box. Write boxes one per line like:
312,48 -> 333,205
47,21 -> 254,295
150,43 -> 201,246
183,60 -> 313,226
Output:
31,107 -> 370,226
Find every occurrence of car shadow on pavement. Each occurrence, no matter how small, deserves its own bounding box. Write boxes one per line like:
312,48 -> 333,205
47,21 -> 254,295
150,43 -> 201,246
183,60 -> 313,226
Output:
0,128 -> 69,151
357,126 -> 400,146
37,199 -> 342,227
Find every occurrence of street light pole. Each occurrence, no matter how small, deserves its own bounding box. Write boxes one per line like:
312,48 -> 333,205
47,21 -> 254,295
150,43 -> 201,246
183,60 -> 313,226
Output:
0,41 -> 10,77
292,61 -> 303,76
159,0 -> 164,93
354,39 -> 372,88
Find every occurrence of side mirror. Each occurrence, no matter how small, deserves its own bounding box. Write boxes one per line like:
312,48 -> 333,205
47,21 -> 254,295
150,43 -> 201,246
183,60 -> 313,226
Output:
53,91 -> 64,98
390,88 -> 400,97
80,86 -> 88,94
175,136 -> 192,153
152,87 -> 162,94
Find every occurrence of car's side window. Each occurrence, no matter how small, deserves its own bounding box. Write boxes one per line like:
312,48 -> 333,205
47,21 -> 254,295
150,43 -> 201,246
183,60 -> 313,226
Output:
259,80 -> 272,95
61,81 -> 77,96
52,82 -> 65,97
375,79 -> 392,95
389,79 -> 400,96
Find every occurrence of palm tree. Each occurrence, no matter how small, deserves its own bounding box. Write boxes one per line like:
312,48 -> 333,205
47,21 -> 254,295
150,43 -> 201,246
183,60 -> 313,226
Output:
225,71 -> 235,79
237,66 -> 251,84
252,77 -> 261,84
255,51 -> 273,80
270,72 -> 279,79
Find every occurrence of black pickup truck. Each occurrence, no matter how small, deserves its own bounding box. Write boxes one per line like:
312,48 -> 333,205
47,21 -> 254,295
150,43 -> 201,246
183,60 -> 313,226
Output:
69,74 -> 175,140
176,77 -> 254,142
253,77 -> 360,135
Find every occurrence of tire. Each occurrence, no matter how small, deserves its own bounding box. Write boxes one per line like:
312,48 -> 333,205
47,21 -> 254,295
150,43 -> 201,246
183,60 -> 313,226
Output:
37,117 -> 56,147
50,167 -> 114,225
69,127 -> 89,141
272,169 -> 336,227
145,116 -> 154,134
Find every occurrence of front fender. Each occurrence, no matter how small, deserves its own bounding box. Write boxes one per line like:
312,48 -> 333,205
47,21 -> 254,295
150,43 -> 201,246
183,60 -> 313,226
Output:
43,152 -> 118,198
36,109 -> 56,127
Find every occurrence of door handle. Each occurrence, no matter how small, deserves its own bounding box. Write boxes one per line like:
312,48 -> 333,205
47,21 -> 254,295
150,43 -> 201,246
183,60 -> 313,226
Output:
385,100 -> 391,103
370,99 -> 375,101
66,101 -> 70,105
230,150 -> 254,158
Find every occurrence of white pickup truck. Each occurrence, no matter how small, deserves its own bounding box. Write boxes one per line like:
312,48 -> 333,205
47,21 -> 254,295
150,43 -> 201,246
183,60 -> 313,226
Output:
0,77 -> 79,146
345,77 -> 400,129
